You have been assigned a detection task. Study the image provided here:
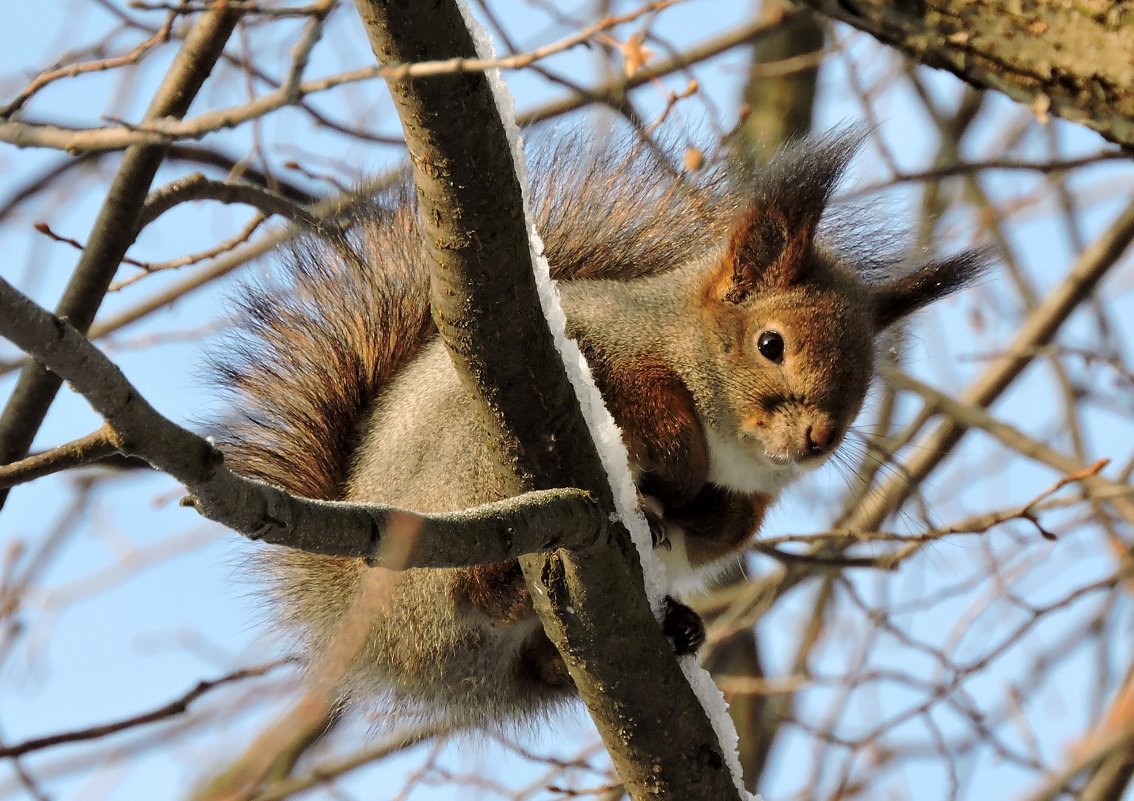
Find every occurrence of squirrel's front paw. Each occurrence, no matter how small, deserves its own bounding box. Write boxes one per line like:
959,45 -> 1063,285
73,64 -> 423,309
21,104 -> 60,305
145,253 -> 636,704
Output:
661,596 -> 705,656
639,494 -> 671,550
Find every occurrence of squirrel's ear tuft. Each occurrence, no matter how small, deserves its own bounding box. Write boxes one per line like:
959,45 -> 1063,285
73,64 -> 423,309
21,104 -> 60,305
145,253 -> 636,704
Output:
874,248 -> 990,329
715,131 -> 864,302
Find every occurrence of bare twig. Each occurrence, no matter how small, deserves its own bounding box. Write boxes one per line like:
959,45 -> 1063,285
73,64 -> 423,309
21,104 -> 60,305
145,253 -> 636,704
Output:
0,4 -> 179,117
0,426 -> 119,488
0,1 -> 681,154
0,661 -> 291,758
0,9 -> 791,154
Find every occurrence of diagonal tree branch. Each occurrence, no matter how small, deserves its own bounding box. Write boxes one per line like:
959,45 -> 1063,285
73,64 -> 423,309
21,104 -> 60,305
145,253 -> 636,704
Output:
353,1 -> 745,798
0,0 -> 776,156
883,368 -> 1134,526
0,3 -> 244,515
797,0 -> 1134,150
0,274 -> 606,568
849,197 -> 1134,532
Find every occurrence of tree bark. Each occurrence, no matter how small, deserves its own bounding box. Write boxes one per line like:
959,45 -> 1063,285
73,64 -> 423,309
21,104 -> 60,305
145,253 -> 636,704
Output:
799,0 -> 1134,150
0,4 -> 243,513
352,1 -> 745,799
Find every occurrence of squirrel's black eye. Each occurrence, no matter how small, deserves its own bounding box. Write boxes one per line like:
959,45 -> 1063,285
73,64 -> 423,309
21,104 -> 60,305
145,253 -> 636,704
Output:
757,330 -> 785,363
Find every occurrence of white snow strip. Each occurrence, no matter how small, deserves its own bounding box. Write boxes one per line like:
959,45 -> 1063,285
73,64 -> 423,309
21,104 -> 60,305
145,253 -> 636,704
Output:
453,4 -> 759,798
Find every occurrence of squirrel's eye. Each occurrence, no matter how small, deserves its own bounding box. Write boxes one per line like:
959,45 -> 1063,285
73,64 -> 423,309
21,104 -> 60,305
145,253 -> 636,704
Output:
757,330 -> 785,363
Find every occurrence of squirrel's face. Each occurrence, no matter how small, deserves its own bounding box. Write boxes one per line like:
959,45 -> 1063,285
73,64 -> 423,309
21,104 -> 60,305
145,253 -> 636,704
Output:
709,286 -> 874,471
696,131 -> 986,486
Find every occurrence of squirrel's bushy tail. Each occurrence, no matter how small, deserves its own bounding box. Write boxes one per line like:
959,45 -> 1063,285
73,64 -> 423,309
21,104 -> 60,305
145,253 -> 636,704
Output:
212,190 -> 434,502
532,137 -> 739,281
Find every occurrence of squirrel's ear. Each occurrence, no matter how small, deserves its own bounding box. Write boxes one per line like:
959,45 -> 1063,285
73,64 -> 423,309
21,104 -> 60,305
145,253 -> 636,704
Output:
874,249 -> 989,329
713,133 -> 862,303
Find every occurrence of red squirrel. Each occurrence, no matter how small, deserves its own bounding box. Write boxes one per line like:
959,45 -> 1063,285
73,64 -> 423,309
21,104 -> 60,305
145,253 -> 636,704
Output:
213,133 -> 984,724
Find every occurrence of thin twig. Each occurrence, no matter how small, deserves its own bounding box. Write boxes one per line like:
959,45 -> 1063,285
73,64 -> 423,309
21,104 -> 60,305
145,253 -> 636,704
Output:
0,661 -> 292,758
0,426 -> 119,488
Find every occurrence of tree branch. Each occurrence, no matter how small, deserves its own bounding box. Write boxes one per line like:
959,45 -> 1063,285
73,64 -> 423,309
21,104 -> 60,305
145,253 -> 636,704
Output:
0,3 -> 244,514
353,1 -> 744,798
798,0 -> 1134,150
0,661 -> 290,759
520,12 -> 794,127
0,274 -> 606,567
137,173 -> 321,229
848,197 -> 1134,531
883,368 -> 1134,526
0,426 -> 118,488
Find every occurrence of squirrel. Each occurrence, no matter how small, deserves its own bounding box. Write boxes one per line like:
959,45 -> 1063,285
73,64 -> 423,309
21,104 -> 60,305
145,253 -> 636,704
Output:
212,133 -> 985,725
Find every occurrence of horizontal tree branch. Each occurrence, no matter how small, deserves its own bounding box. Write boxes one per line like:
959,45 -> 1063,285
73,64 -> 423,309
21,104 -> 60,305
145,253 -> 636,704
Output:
0,0 -> 673,154
0,8 -> 791,155
0,145 -> 315,228
0,274 -> 606,567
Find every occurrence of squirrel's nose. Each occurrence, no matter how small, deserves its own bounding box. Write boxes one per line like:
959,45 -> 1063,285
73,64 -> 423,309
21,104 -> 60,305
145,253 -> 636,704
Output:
804,420 -> 836,457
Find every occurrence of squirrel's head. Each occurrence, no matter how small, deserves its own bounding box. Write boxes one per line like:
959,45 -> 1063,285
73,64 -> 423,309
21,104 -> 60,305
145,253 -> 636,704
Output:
696,133 -> 986,477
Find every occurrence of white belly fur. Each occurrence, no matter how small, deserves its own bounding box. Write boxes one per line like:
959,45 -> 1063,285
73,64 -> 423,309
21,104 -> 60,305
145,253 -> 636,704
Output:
705,428 -> 806,495
654,525 -> 740,596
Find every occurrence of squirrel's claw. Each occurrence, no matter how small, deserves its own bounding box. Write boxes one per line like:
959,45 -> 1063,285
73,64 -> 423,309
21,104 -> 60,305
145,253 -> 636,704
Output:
640,493 -> 671,550
661,596 -> 705,656
649,513 -> 671,551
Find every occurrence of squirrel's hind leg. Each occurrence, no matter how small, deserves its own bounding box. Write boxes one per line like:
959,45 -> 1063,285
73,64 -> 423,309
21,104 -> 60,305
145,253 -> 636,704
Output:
453,561 -> 575,688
